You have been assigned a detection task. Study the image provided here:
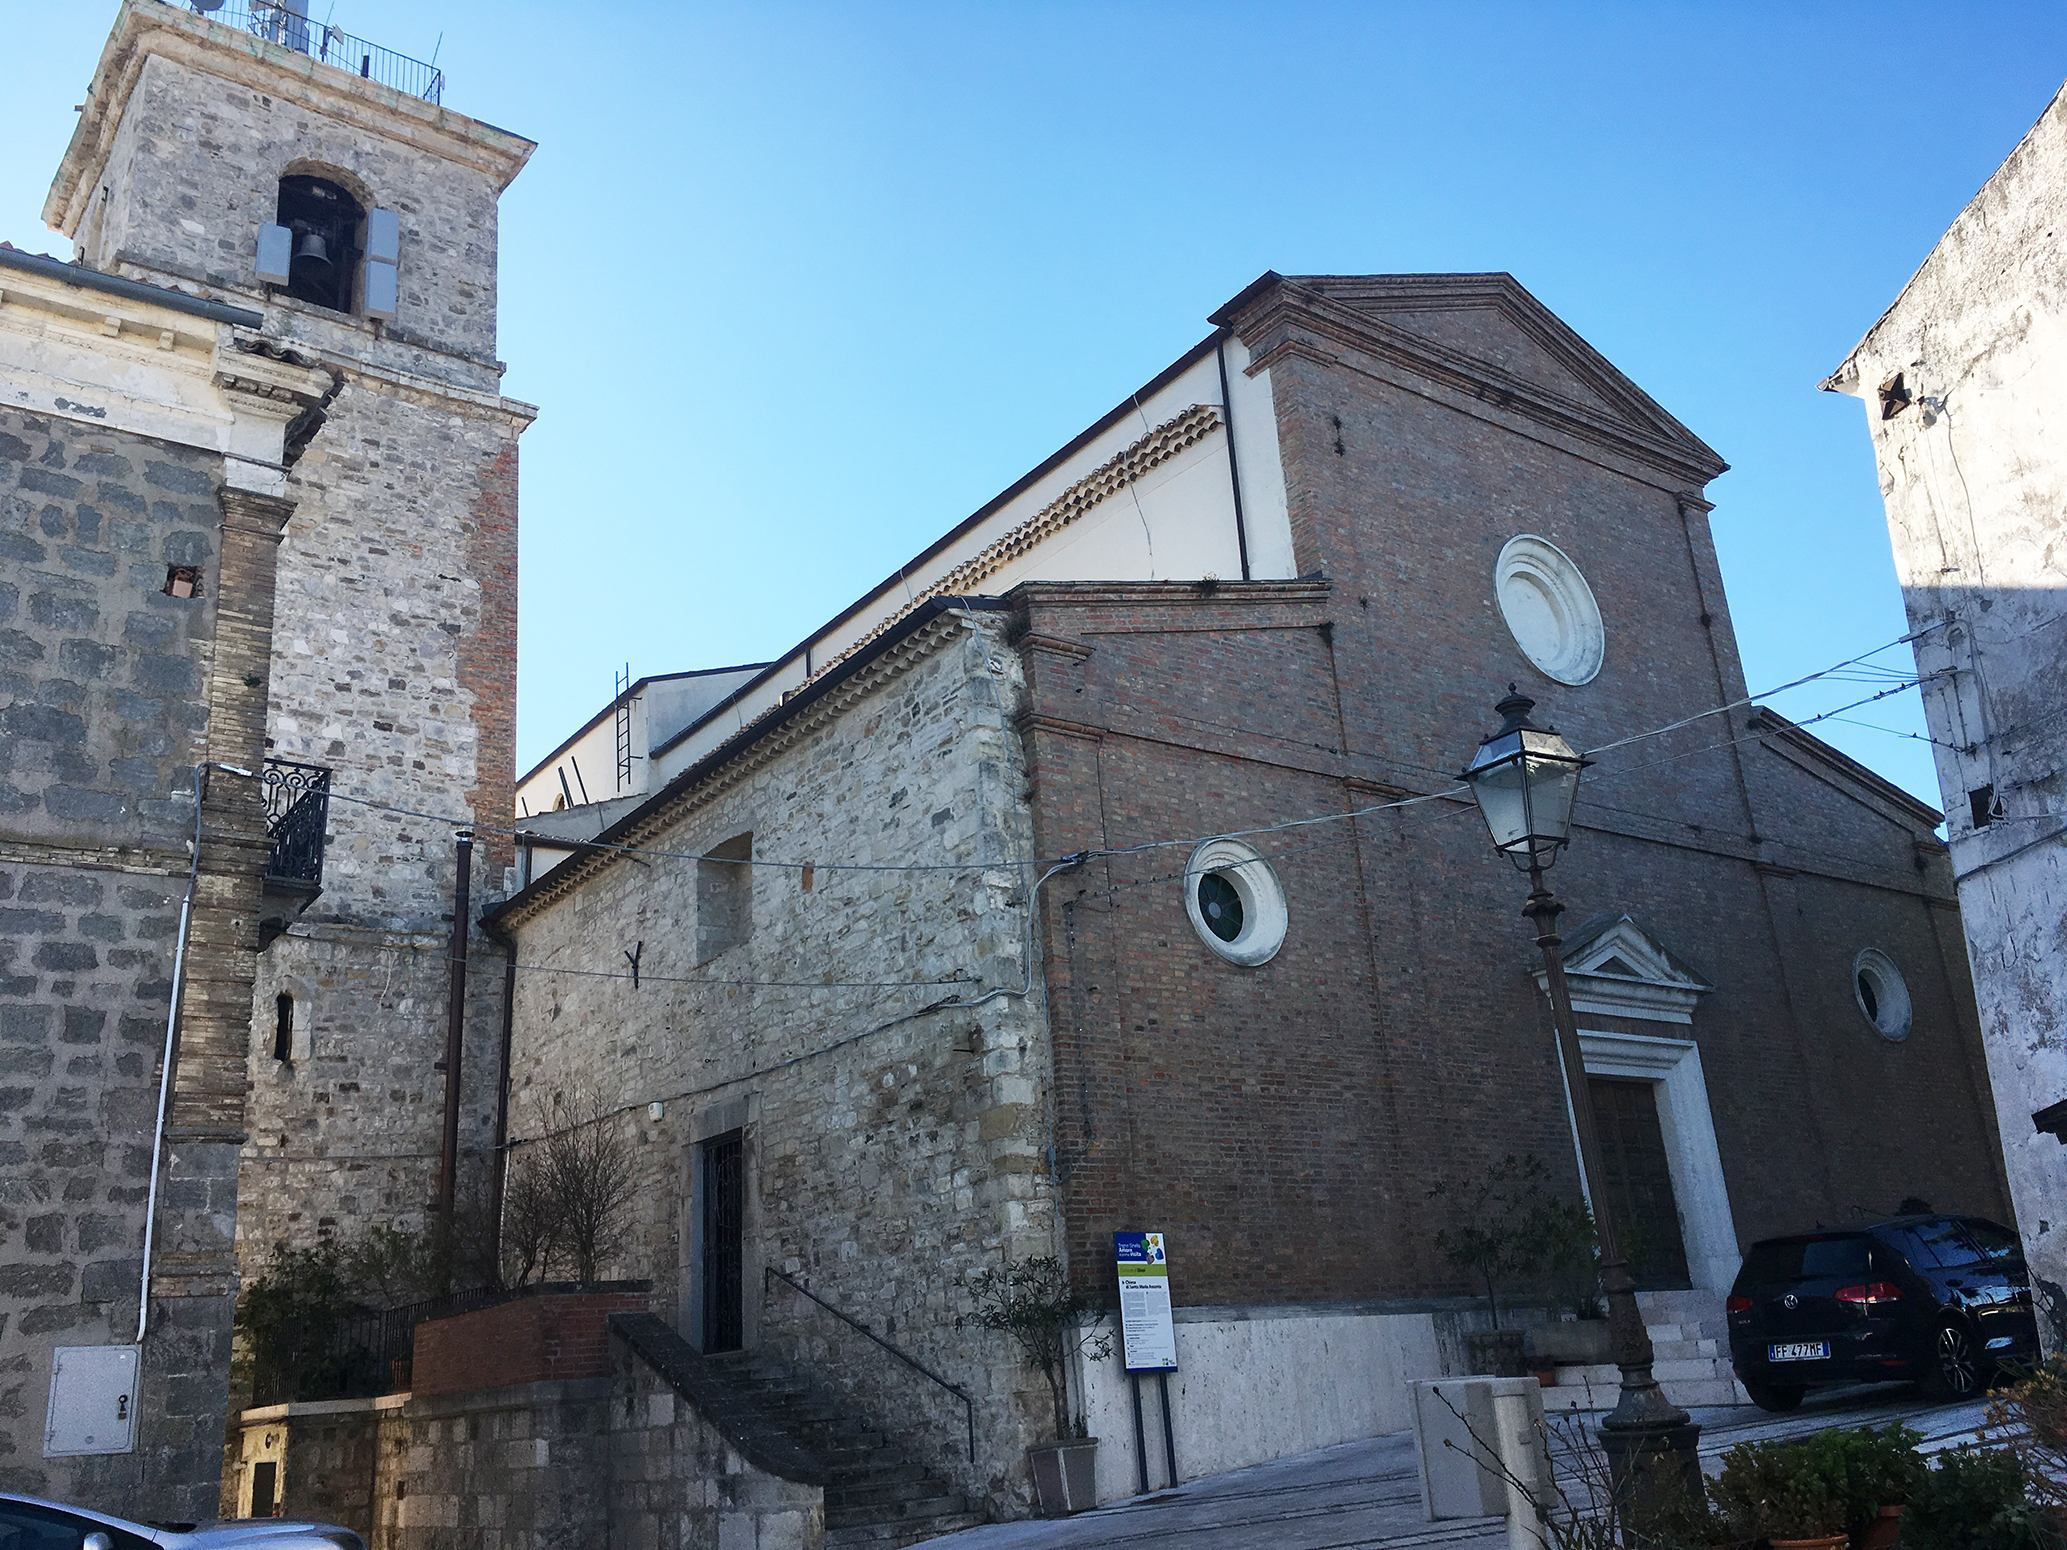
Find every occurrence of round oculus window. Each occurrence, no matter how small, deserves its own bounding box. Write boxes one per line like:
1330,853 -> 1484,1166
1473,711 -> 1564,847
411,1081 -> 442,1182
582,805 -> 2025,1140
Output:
1495,535 -> 1605,686
1852,948 -> 1912,1041
1183,837 -> 1287,967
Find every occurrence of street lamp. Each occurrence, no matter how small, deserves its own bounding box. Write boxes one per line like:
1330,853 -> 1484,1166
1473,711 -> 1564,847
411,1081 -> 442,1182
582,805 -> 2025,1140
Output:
1460,688 -> 1701,1511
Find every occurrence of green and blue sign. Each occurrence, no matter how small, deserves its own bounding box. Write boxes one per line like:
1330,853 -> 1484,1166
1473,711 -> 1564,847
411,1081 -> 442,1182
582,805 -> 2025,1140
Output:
1115,1232 -> 1177,1372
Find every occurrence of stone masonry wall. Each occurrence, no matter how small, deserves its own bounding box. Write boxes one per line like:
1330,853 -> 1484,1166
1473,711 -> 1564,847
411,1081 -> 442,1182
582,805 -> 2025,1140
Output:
502,612 -> 1057,1517
0,407 -> 224,1505
238,328 -> 524,1266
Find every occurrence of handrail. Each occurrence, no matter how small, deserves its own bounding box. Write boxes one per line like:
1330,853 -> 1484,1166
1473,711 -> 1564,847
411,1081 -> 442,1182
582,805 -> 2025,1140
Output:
764,1265 -> 975,1462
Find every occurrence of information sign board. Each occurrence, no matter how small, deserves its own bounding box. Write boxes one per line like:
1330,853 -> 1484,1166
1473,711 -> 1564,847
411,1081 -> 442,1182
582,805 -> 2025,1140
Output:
1114,1231 -> 1177,1372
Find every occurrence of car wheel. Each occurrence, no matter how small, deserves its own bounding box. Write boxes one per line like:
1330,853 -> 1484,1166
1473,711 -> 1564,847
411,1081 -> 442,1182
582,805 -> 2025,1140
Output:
1743,1379 -> 1804,1412
1924,1318 -> 1984,1399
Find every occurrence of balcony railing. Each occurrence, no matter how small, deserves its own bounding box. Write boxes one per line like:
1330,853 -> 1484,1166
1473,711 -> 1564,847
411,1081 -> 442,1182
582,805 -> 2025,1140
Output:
262,758 -> 331,888
188,2 -> 446,105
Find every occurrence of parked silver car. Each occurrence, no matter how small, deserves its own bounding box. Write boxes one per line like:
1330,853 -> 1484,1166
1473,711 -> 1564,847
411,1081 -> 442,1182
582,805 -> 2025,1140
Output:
0,1494 -> 363,1550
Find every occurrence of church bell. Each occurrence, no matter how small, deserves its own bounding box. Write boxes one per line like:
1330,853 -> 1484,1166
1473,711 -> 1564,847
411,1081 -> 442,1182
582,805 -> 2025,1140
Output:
291,229 -> 331,269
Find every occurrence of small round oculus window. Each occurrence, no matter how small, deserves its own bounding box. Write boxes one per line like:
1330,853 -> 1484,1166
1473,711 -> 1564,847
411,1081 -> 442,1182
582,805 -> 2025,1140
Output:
1852,949 -> 1912,1041
1183,837 -> 1287,967
1495,535 -> 1605,686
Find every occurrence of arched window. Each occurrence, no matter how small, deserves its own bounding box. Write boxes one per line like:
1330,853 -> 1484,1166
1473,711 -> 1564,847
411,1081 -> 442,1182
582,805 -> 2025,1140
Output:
274,174 -> 364,313
273,992 -> 295,1062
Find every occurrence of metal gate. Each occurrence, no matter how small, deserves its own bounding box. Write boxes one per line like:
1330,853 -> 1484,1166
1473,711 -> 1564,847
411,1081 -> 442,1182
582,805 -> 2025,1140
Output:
702,1132 -> 744,1352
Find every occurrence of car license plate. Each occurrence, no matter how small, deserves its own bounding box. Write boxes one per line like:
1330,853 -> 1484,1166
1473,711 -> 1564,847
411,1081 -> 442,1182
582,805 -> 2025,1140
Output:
1769,1341 -> 1829,1363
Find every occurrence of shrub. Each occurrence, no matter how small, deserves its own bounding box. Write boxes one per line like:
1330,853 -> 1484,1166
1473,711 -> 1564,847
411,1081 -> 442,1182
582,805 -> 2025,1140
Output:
1905,1445 -> 2055,1550
964,1257 -> 1112,1441
1710,1434 -> 1851,1542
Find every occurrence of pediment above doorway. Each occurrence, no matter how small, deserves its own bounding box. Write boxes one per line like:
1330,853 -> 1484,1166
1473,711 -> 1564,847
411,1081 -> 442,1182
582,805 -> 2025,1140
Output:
1531,913 -> 1714,1025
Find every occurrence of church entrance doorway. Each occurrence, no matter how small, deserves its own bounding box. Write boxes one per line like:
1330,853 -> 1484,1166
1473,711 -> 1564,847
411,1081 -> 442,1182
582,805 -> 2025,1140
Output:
701,1131 -> 745,1352
1587,1077 -> 1692,1291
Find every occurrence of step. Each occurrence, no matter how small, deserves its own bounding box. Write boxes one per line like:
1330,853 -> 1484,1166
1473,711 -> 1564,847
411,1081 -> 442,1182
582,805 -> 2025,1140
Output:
822,1504 -> 967,1545
829,1478 -> 962,1510
824,1511 -> 987,1550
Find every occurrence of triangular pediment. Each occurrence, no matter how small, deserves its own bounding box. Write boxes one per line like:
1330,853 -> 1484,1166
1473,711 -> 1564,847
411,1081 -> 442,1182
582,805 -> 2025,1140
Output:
1533,913 -> 1714,1025
1216,273 -> 1727,482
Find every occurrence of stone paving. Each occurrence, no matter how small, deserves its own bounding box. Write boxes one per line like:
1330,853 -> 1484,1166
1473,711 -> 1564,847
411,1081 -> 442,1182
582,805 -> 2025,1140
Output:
926,1386 -> 1996,1550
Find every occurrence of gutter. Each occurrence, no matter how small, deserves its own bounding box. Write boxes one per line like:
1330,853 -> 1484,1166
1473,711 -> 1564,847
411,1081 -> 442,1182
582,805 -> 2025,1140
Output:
0,245 -> 263,328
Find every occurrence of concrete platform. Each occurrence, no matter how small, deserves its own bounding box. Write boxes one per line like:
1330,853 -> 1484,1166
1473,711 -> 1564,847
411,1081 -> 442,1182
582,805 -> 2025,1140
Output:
923,1384 -> 1992,1550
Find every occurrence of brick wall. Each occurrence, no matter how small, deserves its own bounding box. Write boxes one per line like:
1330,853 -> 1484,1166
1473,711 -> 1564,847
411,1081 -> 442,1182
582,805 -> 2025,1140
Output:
1009,281 -> 2009,1311
409,1287 -> 652,1398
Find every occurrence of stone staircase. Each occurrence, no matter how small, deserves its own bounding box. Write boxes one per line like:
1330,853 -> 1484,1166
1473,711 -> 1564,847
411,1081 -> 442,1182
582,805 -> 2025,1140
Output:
703,1349 -> 987,1549
1538,1290 -> 1751,1412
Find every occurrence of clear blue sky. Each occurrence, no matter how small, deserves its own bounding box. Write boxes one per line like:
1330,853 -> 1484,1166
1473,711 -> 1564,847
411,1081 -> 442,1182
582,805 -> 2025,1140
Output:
6,4 -> 2062,802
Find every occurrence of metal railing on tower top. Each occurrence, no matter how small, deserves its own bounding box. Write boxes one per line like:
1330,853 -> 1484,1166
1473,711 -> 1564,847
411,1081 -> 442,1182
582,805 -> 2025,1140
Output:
187,1 -> 445,105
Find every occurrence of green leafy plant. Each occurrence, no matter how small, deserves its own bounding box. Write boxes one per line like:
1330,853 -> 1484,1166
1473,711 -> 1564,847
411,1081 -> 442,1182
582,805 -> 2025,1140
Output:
1988,1355 -> 2067,1524
236,1242 -> 377,1403
1429,1153 -> 1591,1327
1905,1445 -> 2055,1550
1710,1433 -> 1851,1542
964,1257 -> 1113,1441
1823,1423 -> 1927,1526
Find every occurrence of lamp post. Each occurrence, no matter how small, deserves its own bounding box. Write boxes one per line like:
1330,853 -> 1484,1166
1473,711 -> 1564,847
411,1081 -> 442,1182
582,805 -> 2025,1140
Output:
1460,688 -> 1700,1510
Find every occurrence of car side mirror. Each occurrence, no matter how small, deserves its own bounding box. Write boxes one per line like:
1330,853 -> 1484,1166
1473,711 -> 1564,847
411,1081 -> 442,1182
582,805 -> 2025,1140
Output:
84,1533 -> 113,1550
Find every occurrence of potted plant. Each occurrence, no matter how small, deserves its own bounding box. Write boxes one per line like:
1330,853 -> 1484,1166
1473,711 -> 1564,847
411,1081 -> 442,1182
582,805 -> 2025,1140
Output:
1826,1423 -> 1925,1550
1429,1154 -> 1581,1376
966,1257 -> 1114,1516
1712,1433 -> 1853,1549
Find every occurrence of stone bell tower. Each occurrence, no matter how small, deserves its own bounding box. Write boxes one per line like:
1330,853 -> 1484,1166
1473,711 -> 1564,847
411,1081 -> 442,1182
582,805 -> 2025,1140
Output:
43,0 -> 534,1442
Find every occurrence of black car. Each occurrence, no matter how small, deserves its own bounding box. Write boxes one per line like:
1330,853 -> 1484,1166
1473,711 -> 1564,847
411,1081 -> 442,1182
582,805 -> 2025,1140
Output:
1726,1214 -> 2038,1411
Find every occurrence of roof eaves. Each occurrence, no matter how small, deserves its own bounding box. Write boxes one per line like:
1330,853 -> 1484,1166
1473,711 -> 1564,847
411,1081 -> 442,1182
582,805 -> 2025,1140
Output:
0,245 -> 263,327
486,596 -> 1011,928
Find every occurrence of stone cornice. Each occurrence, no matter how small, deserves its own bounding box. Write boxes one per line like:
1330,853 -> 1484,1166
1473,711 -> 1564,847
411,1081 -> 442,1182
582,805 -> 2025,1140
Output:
1222,274 -> 1726,489
494,610 -> 981,930
47,0 -> 535,235
808,405 -> 1223,685
1010,578 -> 1334,611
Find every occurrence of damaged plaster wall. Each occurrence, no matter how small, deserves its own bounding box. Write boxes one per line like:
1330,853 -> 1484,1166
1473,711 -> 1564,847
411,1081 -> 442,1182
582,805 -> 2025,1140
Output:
1828,76 -> 2067,1340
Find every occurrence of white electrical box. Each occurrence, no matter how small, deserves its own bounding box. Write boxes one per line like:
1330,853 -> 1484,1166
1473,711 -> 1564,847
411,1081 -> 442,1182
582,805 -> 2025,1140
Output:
45,1346 -> 139,1457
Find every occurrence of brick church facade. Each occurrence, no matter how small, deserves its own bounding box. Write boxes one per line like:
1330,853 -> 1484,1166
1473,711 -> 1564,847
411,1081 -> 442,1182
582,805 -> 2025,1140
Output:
491,272 -> 2006,1519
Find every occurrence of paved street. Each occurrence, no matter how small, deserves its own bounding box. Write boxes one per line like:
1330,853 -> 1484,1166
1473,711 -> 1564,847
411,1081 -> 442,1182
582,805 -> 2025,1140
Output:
927,1387 -> 1996,1550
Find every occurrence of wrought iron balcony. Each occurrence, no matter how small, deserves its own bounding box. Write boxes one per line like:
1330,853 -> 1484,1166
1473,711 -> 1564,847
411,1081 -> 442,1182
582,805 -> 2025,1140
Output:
260,759 -> 330,944
187,2 -> 446,105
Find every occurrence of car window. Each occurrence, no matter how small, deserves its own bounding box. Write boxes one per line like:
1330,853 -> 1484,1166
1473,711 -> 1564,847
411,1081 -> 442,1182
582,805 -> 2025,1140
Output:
1963,1219 -> 2023,1264
1909,1218 -> 1981,1269
0,1503 -> 155,1550
1741,1237 -> 1871,1283
1799,1238 -> 1873,1278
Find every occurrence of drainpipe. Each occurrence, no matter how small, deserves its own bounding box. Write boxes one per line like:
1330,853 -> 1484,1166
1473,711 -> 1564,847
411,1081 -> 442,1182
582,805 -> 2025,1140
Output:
138,761 -> 254,1345
479,915 -> 519,1279
1215,331 -> 1253,582
435,830 -> 473,1228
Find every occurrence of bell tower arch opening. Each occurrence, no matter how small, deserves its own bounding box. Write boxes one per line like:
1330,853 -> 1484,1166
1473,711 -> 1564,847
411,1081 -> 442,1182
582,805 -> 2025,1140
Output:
274,173 -> 364,313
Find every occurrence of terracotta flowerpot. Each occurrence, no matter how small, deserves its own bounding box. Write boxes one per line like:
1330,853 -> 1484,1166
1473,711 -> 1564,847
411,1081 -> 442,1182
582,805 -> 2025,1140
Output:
1533,1367 -> 1558,1387
1028,1438 -> 1099,1517
1852,1504 -> 1905,1550
1770,1536 -> 1849,1550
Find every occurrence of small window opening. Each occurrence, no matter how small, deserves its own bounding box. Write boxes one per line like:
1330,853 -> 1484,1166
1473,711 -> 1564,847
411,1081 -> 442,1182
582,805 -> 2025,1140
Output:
1856,973 -> 1879,1022
1970,785 -> 1999,830
799,863 -> 815,893
697,832 -> 754,961
275,174 -> 364,313
1197,871 -> 1244,943
273,993 -> 294,1062
165,565 -> 201,599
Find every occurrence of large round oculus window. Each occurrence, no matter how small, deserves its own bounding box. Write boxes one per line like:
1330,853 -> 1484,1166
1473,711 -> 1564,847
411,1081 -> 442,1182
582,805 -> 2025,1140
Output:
1183,838 -> 1287,967
1853,949 -> 1912,1041
1495,535 -> 1605,686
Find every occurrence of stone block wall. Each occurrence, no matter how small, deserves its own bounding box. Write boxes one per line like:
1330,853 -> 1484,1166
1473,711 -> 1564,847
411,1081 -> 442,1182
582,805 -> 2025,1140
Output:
500,610 -> 1057,1515
0,406 -> 225,849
